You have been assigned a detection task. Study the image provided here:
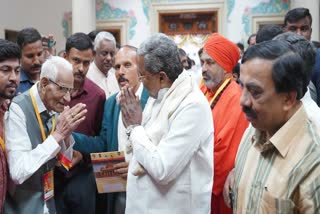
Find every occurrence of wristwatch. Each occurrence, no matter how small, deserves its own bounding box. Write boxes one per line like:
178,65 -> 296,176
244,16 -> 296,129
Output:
126,124 -> 139,137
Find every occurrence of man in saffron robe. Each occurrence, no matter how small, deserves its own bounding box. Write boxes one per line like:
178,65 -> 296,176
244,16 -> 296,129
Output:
200,33 -> 249,214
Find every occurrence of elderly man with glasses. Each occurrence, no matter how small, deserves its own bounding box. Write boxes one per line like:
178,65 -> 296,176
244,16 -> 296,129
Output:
54,32 -> 106,214
4,56 -> 87,214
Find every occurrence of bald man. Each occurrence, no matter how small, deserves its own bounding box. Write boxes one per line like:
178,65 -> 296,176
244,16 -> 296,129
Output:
200,33 -> 249,214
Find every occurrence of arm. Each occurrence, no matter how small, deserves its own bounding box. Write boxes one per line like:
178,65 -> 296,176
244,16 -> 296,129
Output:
6,103 -> 87,184
5,103 -> 61,184
72,132 -> 105,154
73,96 -> 113,154
130,101 -> 212,185
297,171 -> 320,212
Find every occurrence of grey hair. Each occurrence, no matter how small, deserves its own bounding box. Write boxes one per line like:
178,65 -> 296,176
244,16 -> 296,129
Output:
137,33 -> 183,81
40,56 -> 73,81
94,31 -> 116,51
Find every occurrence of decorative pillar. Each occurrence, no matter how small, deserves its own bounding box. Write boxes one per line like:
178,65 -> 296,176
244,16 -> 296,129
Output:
290,0 -> 319,41
72,0 -> 96,34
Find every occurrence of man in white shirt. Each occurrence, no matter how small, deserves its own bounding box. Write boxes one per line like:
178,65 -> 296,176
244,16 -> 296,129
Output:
87,31 -> 119,98
120,33 -> 213,214
4,56 -> 87,214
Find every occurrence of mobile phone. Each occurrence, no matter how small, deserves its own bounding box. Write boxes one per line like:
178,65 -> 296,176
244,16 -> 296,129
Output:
42,37 -> 54,48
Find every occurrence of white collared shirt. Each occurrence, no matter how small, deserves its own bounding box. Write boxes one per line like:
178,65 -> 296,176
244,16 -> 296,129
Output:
117,83 -> 143,161
5,84 -> 61,185
87,62 -> 120,99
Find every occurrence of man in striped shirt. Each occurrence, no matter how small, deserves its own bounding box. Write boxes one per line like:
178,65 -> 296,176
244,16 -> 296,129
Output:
224,40 -> 320,213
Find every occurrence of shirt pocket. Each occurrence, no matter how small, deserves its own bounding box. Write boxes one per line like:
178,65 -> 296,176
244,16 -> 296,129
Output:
260,190 -> 295,214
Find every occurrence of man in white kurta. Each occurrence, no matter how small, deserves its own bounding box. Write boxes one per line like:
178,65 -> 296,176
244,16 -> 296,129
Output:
87,31 -> 119,98
120,33 -> 213,214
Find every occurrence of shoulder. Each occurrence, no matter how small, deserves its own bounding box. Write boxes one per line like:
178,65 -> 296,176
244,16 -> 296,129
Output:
181,84 -> 212,117
85,78 -> 106,99
216,80 -> 243,109
225,80 -> 242,97
106,92 -> 118,103
19,69 -> 29,81
12,90 -> 31,105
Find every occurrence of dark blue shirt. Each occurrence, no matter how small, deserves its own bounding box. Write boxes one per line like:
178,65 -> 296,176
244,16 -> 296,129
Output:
17,68 -> 35,94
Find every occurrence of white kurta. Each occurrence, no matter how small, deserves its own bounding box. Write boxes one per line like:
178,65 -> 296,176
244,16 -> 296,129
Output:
87,61 -> 119,99
125,73 -> 214,214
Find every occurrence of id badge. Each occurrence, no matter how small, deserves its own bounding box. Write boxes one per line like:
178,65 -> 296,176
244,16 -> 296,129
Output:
43,170 -> 54,201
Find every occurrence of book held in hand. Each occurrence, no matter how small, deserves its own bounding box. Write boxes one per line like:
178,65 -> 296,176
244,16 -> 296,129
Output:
90,151 -> 126,193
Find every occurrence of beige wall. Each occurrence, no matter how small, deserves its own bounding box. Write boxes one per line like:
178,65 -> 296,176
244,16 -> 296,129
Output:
0,0 -> 71,52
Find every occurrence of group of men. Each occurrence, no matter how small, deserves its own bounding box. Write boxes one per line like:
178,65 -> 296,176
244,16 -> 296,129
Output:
0,6 -> 318,214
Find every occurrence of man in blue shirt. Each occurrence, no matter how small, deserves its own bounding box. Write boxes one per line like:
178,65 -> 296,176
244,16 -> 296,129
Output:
16,27 -> 44,93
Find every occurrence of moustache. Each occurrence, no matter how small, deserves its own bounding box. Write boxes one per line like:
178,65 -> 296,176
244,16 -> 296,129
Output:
31,64 -> 41,70
74,72 -> 85,78
6,82 -> 18,89
202,71 -> 211,79
242,106 -> 257,118
118,76 -> 128,83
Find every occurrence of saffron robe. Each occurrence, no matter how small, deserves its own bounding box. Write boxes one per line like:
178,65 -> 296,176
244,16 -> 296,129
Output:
201,80 -> 249,214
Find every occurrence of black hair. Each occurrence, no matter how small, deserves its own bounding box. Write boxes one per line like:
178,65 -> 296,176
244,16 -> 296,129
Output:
116,42 -> 121,50
0,39 -> 21,62
87,30 -> 101,43
247,33 -> 257,45
284,7 -> 312,27
232,63 -> 240,76
178,48 -> 187,58
256,24 -> 284,43
16,27 -> 42,49
236,43 -> 244,51
65,32 -> 93,53
198,47 -> 203,58
186,56 -> 193,69
242,40 -> 308,100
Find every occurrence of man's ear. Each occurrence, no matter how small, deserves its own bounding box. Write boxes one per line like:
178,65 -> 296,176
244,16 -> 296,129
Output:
40,78 -> 49,90
159,71 -> 167,82
63,52 -> 67,59
282,91 -> 298,111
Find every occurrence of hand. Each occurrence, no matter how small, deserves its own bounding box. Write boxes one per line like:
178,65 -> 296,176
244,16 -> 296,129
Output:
52,103 -> 87,143
223,168 -> 235,208
1,99 -> 10,111
71,150 -> 83,167
42,34 -> 56,57
119,86 -> 142,127
114,161 -> 129,179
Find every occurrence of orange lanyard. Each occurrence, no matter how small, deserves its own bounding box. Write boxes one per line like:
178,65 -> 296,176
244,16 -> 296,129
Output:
0,137 -> 4,153
30,89 -> 56,141
205,78 -> 231,106
0,111 -> 5,152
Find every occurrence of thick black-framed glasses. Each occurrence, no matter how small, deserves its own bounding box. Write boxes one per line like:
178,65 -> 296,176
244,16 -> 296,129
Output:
48,79 -> 73,94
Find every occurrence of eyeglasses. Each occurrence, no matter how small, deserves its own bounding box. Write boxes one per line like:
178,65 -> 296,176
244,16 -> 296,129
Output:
48,79 -> 73,94
138,75 -> 145,82
138,72 -> 158,82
